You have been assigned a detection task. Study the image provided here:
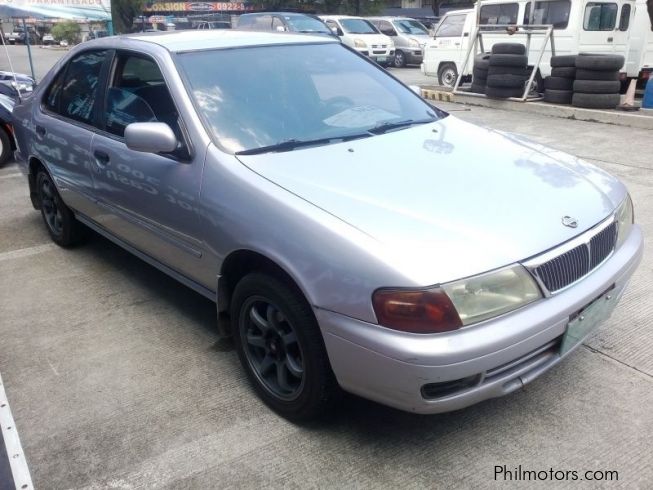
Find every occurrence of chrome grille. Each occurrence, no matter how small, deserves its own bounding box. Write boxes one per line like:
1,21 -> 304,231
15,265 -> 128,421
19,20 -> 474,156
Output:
529,221 -> 617,294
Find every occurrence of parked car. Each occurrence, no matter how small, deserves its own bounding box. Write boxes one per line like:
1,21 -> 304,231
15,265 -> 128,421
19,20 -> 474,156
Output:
196,20 -> 231,30
4,28 -> 39,45
0,71 -> 35,93
12,30 -> 642,421
320,15 -> 395,66
0,92 -> 16,165
238,12 -> 335,37
42,33 -> 55,46
423,0 -> 635,88
368,16 -> 431,67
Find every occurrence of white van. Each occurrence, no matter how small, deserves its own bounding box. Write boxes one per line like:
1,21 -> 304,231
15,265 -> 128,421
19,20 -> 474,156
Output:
423,0 -> 637,87
625,0 -> 653,83
320,15 -> 395,67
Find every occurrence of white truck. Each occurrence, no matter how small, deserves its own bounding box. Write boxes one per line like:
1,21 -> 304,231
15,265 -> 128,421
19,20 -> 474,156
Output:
626,0 -> 653,84
422,0 -> 638,88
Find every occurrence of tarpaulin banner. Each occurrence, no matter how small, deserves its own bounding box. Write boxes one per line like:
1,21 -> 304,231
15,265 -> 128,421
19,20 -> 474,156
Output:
0,0 -> 111,20
143,2 -> 254,13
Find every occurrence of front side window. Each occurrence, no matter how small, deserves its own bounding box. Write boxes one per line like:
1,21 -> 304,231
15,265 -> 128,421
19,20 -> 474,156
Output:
480,3 -> 519,26
583,3 -> 618,31
524,1 -> 571,29
340,19 -> 378,34
393,19 -> 428,35
378,20 -> 396,36
178,43 -> 438,154
284,16 -> 331,34
619,4 -> 631,31
435,14 -> 466,37
47,50 -> 107,124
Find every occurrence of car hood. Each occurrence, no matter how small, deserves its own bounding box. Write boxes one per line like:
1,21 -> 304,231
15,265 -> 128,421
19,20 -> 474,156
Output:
237,116 -> 625,285
355,33 -> 392,45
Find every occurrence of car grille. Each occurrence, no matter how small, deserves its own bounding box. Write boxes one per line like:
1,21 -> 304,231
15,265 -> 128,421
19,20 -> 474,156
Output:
531,221 -> 617,293
371,44 -> 387,49
372,50 -> 386,54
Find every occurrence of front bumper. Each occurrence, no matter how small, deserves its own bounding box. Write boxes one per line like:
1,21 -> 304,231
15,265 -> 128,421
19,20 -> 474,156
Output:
317,225 -> 643,414
403,49 -> 423,64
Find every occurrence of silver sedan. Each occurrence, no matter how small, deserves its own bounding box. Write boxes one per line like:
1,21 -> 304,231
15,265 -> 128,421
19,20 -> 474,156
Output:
12,30 -> 643,421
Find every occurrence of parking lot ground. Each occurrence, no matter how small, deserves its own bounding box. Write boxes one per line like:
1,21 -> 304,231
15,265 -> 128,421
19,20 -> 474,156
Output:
1,100 -> 653,489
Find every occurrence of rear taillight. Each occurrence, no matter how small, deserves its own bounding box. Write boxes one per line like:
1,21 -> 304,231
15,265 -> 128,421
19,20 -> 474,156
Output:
372,288 -> 462,334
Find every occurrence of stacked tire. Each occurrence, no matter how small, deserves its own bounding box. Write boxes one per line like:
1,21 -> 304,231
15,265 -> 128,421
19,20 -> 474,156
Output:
572,54 -> 623,109
485,43 -> 528,99
471,53 -> 490,94
543,55 -> 577,104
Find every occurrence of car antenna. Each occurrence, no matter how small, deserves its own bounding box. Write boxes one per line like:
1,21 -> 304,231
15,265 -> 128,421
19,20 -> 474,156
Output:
0,29 -> 22,103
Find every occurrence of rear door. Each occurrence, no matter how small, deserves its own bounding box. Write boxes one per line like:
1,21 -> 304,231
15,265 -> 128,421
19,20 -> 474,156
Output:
579,1 -> 628,57
89,51 -> 209,287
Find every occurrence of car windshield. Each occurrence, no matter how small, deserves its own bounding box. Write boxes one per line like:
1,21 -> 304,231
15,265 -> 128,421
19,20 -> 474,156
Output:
394,19 -> 429,35
285,16 -> 331,34
178,43 -> 440,154
340,19 -> 378,34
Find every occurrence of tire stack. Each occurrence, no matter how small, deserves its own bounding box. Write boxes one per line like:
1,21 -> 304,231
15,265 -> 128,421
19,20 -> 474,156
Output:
543,55 -> 577,104
471,53 -> 490,94
572,54 -> 624,109
485,43 -> 528,99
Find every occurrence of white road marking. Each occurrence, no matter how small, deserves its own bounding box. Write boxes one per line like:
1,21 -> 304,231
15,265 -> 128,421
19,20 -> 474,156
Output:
0,372 -> 34,490
0,172 -> 22,180
0,243 -> 57,263
46,359 -> 59,377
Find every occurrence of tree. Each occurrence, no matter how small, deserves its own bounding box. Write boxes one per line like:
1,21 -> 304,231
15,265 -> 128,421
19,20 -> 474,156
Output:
112,0 -> 147,34
51,21 -> 81,44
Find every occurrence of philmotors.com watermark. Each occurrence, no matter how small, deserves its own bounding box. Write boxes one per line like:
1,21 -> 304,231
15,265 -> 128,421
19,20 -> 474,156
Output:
495,465 -> 619,482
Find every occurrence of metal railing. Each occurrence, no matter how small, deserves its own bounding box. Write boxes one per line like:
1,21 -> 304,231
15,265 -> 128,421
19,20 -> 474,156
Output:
453,24 -> 557,102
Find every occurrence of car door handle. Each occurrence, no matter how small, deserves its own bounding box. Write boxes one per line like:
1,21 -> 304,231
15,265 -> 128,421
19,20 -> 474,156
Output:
35,125 -> 46,136
94,150 -> 110,166
607,37 -> 613,42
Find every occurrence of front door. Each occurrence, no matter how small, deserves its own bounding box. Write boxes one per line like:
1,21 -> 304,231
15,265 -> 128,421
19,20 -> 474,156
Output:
579,1 -> 631,58
89,51 -> 209,288
424,13 -> 469,76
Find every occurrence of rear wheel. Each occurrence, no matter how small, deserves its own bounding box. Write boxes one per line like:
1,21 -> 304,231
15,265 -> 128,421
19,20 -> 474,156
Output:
36,168 -> 85,247
438,63 -> 458,88
0,127 -> 10,166
231,273 -> 339,422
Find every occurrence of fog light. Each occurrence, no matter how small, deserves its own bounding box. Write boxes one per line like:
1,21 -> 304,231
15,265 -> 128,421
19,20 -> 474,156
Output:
421,374 -> 481,399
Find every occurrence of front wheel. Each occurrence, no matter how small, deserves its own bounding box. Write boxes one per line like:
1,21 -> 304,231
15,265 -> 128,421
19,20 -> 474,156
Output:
394,50 -> 406,68
438,63 -> 458,88
0,127 -> 10,166
36,169 -> 85,247
231,273 -> 339,422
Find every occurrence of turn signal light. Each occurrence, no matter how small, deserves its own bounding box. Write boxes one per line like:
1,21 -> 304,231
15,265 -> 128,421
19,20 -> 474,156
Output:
372,288 -> 463,334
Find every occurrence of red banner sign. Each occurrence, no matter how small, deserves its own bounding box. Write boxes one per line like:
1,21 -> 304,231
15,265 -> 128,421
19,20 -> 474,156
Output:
144,2 -> 254,12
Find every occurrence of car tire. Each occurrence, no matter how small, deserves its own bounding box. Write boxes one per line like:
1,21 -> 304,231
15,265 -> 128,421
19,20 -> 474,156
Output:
575,54 -> 625,71
470,82 -> 486,93
485,85 -> 523,99
574,69 -> 620,81
473,67 -> 488,81
491,43 -> 526,55
544,76 -> 574,91
486,74 -> 527,89
550,55 -> 577,68
0,127 -> 11,166
572,80 -> 621,94
438,63 -> 458,88
551,67 -> 576,78
487,65 -> 529,77
543,89 -> 573,104
572,92 -> 621,109
393,50 -> 406,68
231,272 -> 340,422
488,54 -> 528,67
36,168 -> 85,247
474,53 -> 491,70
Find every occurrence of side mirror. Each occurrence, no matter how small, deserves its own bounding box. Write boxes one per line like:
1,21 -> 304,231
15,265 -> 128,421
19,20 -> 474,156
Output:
125,122 -> 177,154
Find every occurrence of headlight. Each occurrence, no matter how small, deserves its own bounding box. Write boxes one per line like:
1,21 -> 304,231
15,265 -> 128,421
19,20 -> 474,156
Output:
441,265 -> 542,326
408,38 -> 420,48
615,194 -> 634,249
372,265 -> 542,334
354,38 -> 366,48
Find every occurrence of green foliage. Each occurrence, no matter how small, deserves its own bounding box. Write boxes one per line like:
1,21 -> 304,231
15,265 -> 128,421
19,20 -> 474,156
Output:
111,0 -> 147,34
51,21 -> 81,44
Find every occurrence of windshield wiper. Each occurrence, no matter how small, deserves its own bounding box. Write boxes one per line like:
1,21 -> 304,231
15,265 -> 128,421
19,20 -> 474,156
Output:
368,117 -> 436,135
235,133 -> 370,156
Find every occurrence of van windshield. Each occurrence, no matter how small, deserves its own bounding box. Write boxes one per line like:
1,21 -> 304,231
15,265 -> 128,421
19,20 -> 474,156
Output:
340,19 -> 378,34
394,19 -> 428,35
178,43 -> 440,154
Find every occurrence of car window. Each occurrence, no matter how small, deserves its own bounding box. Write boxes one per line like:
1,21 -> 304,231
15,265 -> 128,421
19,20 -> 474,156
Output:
584,3 -> 618,31
48,50 -> 107,125
340,19 -> 378,34
325,20 -> 343,36
480,3 -> 519,27
524,1 -> 571,29
105,53 -> 184,150
272,17 -> 285,31
618,4 -> 631,31
178,43 -> 438,154
284,16 -> 331,34
435,14 -> 466,37
378,20 -> 396,36
393,19 -> 428,35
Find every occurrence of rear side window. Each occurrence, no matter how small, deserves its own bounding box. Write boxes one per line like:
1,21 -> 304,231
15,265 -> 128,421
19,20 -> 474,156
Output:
480,3 -> 519,27
524,1 -> 571,29
435,14 -> 466,37
45,50 -> 107,124
583,3 -> 618,31
619,4 -> 631,31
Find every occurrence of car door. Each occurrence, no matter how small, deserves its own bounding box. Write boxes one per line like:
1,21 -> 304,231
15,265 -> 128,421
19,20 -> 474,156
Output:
89,51 -> 209,288
424,13 -> 468,75
34,49 -> 110,218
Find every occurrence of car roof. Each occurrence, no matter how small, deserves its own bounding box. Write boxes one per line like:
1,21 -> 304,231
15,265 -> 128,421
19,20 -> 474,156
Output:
320,15 -> 368,20
241,12 -> 313,17
94,30 -> 337,53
